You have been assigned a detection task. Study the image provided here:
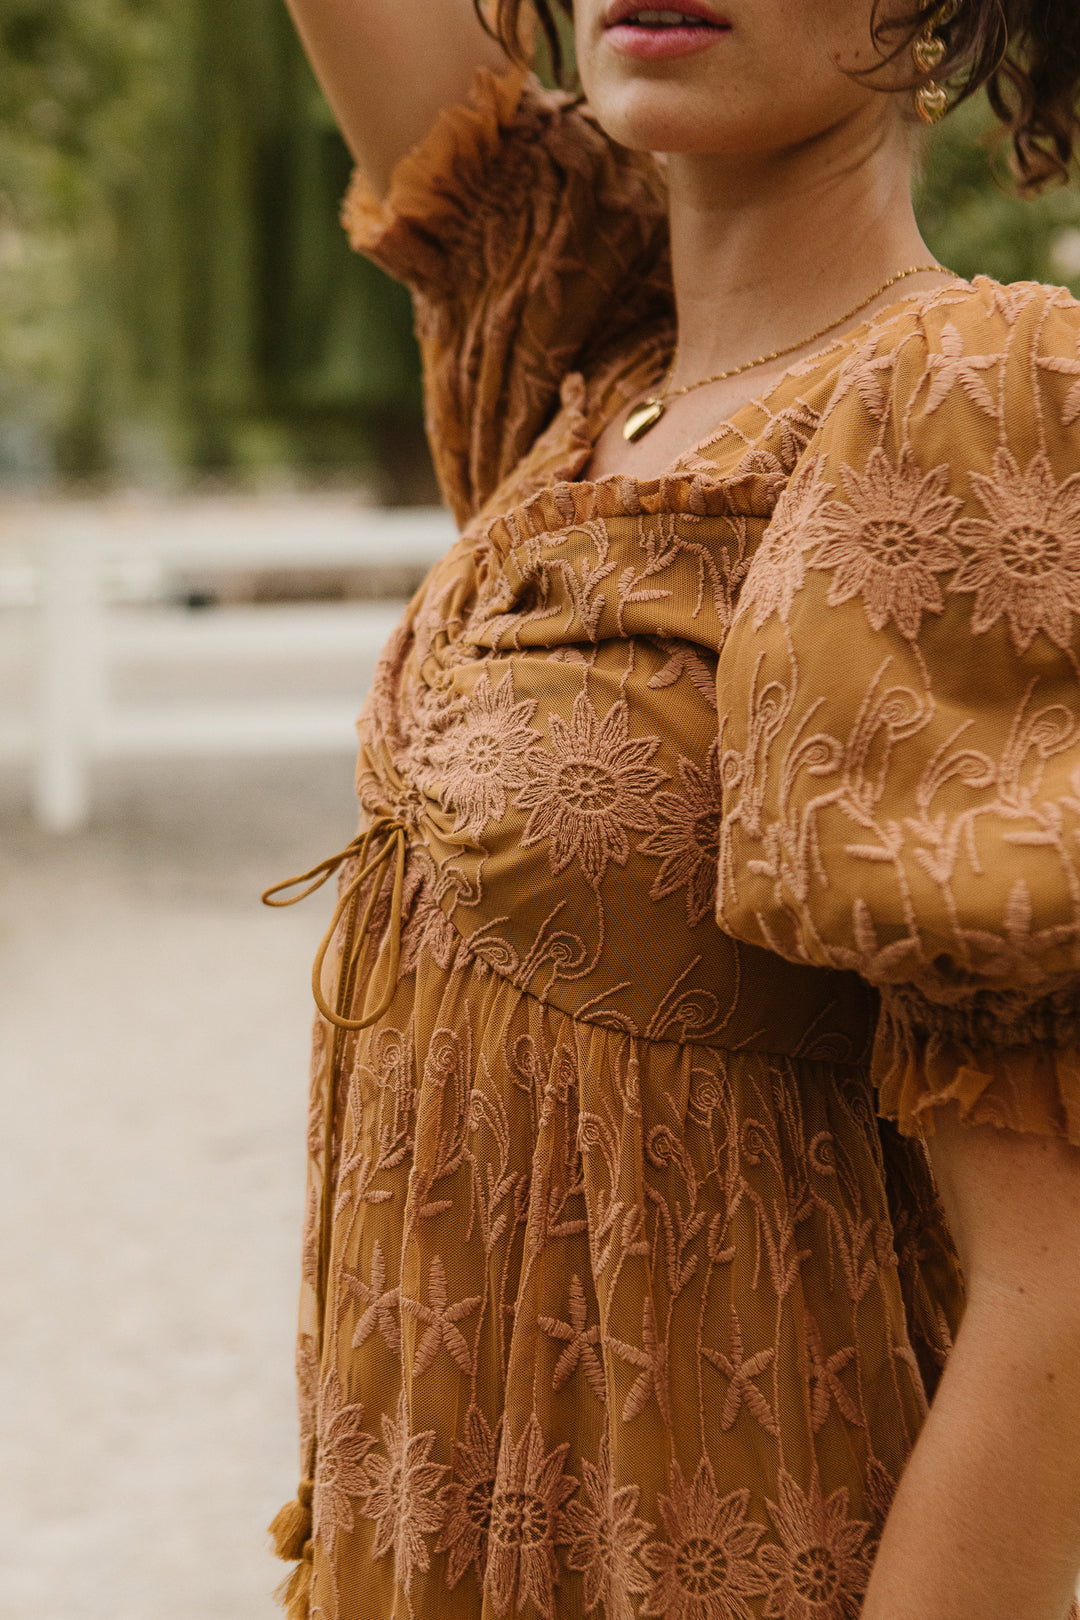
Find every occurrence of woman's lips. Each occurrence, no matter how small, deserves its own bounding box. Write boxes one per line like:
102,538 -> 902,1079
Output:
603,8 -> 732,60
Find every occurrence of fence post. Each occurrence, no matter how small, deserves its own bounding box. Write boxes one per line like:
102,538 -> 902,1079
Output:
34,518 -> 97,832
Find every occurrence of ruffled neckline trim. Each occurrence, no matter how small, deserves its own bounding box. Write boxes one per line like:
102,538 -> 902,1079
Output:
467,461 -> 778,569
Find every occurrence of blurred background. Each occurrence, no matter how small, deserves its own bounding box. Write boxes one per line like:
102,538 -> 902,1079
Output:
0,0 -> 432,497
1,3 -> 1080,1617
0,0 -> 1079,497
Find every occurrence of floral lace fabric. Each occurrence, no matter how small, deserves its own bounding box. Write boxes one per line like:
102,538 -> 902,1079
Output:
717,277 -> 1080,1145
278,65 -> 1080,1619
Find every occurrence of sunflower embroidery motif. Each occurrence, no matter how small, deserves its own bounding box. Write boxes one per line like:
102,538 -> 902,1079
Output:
515,686 -> 666,889
643,1462 -> 769,1620
561,1435 -> 655,1620
758,1471 -> 872,1620
425,666 -> 539,835
312,1370 -> 376,1548
436,1405 -> 501,1590
736,455 -> 834,629
640,740 -> 724,925
359,1393 -> 447,1591
484,1414 -> 577,1619
808,448 -> 963,640
949,448 -> 1080,651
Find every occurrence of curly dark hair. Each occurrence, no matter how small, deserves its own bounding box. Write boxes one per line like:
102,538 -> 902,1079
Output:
478,0 -> 1080,193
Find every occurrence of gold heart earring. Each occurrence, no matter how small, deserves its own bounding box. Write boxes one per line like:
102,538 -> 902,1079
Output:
913,0 -> 957,124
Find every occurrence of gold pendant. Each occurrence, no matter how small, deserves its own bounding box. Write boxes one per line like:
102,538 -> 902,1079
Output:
623,398 -> 665,443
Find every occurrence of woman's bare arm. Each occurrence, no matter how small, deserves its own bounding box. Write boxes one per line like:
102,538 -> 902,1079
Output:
283,0 -> 513,195
862,1114 -> 1080,1620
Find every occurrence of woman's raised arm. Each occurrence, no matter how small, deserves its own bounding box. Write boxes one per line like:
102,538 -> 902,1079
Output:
283,0 -> 512,196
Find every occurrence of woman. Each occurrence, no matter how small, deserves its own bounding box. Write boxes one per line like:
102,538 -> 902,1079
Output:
265,2 -> 1080,1615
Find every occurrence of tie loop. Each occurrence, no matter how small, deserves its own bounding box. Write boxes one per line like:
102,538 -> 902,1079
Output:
262,815 -> 408,1030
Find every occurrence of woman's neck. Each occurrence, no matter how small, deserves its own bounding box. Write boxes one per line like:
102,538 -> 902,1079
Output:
662,107 -> 932,389
583,105 -> 943,484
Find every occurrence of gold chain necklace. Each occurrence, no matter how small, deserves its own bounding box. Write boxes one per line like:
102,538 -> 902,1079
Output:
623,264 -> 950,443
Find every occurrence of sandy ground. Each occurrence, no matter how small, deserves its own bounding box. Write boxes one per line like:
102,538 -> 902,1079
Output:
0,751 -> 360,1620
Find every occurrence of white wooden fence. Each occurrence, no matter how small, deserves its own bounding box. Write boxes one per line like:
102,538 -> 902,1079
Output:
0,500 -> 455,831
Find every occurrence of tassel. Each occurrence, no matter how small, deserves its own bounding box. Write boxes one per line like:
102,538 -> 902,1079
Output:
273,1546 -> 313,1620
269,1480 -> 314,1563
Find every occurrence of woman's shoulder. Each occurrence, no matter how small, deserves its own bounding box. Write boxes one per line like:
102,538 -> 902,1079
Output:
882,274 -> 1079,382
733,269 -> 1080,649
867,273 -> 1080,349
692,276 -> 1080,494
808,274 -> 1080,481
825,273 -> 1080,388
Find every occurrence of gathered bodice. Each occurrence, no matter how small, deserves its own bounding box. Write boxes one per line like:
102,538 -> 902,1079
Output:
352,462 -> 877,1053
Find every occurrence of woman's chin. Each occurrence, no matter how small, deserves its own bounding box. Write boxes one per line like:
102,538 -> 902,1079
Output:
581,79 -> 749,156
582,68 -> 885,166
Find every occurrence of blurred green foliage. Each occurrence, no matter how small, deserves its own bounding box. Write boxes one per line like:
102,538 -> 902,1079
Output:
0,3 -> 1077,493
918,97 -> 1080,285
0,0 -> 427,494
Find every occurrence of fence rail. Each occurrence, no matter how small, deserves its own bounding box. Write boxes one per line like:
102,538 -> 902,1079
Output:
0,500 -> 455,830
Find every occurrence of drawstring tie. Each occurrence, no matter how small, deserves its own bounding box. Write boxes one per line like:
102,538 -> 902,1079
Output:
263,813 -> 409,1032
260,815 -> 408,1616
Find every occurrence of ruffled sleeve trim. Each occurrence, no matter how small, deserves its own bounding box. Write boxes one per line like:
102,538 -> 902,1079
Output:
873,982 -> 1080,1146
340,64 -> 531,291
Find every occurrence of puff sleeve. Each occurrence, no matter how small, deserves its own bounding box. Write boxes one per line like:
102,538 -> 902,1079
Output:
341,67 -> 670,526
716,278 -> 1080,1145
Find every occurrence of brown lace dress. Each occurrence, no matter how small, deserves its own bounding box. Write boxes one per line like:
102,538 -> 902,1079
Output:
271,66 -> 1080,1620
